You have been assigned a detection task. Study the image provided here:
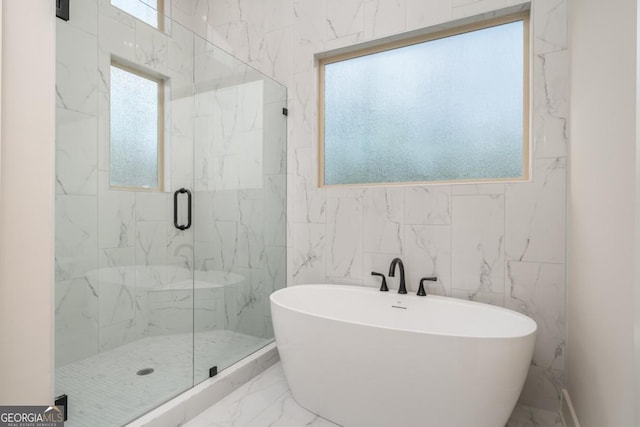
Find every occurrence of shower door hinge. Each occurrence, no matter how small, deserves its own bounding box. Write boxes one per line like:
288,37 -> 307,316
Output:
56,0 -> 70,21
209,366 -> 218,378
55,394 -> 68,421
282,108 -> 288,116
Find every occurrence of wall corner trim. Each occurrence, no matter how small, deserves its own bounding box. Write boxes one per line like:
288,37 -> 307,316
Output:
561,389 -> 581,427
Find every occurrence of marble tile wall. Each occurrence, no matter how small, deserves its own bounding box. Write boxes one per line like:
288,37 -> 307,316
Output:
191,66 -> 288,339
55,0 -> 287,367
55,0 -> 100,367
195,0 -> 568,412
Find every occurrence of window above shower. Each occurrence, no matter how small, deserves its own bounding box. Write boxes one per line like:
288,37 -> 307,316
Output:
111,0 -> 164,30
318,12 -> 530,187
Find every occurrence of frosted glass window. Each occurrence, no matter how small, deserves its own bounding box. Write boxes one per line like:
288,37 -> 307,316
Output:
111,0 -> 161,29
110,64 -> 162,189
320,14 -> 529,186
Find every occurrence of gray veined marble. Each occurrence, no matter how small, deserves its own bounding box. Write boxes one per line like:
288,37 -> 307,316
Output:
452,194 -> 505,294
56,109 -> 99,196
185,362 -> 564,427
55,195 -> 98,282
326,188 -> 364,281
206,0 -> 568,413
405,186 -> 451,225
404,224 -> 451,295
505,158 -> 567,264
364,187 -> 404,254
135,20 -> 168,74
290,223 -> 325,284
56,22 -> 98,115
533,50 -> 569,159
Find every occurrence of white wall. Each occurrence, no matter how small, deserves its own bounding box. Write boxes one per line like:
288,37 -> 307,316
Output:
568,0 -> 636,425
187,0 -> 570,412
0,0 -> 55,404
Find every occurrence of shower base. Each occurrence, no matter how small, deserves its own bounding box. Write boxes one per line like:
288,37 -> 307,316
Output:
55,330 -> 270,427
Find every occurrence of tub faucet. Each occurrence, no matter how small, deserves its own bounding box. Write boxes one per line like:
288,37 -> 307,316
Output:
388,258 -> 407,294
418,276 -> 438,297
371,272 -> 388,292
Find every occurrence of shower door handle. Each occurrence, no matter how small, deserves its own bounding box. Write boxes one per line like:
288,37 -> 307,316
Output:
173,188 -> 192,230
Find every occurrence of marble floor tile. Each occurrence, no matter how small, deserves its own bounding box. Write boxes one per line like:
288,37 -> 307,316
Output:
56,330 -> 270,427
185,362 -> 564,427
506,404 -> 565,427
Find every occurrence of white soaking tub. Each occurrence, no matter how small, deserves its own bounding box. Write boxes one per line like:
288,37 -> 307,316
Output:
271,284 -> 536,427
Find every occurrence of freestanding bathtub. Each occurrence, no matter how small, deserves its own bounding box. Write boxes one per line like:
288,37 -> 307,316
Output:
271,284 -> 536,427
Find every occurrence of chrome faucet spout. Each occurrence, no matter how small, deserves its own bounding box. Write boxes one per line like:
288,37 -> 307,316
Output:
388,257 -> 407,294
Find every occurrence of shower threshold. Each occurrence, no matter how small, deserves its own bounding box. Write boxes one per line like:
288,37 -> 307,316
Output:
55,330 -> 270,427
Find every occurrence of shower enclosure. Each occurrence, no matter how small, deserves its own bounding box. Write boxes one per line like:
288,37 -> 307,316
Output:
54,2 -> 286,425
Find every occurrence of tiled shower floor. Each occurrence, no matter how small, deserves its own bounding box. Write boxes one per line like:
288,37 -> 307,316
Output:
56,330 -> 270,427
185,363 -> 565,427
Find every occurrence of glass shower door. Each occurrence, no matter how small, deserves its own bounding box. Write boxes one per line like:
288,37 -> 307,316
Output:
191,34 -> 288,385
54,7 -> 197,426
55,2 -> 287,425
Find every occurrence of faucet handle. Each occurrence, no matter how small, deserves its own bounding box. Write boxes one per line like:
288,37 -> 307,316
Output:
371,272 -> 389,292
418,277 -> 437,297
